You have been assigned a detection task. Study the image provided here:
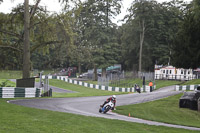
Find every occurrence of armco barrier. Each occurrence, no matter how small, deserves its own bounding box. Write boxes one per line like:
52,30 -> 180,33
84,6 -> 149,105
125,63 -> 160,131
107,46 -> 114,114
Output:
175,85 -> 200,91
44,75 -> 154,93
0,87 -> 41,98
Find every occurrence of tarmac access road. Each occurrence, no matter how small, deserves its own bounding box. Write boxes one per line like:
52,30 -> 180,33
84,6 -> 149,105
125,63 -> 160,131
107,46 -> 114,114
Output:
9,86 -> 200,131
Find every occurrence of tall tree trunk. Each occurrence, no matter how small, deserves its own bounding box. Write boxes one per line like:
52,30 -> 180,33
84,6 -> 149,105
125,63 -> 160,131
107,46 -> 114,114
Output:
93,64 -> 97,81
78,62 -> 81,75
23,0 -> 30,78
139,19 -> 145,72
102,68 -> 107,78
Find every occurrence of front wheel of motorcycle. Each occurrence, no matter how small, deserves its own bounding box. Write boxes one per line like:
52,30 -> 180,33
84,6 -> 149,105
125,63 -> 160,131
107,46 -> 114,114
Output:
103,106 -> 110,113
99,108 -> 102,113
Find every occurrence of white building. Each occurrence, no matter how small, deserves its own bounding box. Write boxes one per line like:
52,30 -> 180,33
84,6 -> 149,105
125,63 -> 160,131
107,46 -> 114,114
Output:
154,65 -> 196,80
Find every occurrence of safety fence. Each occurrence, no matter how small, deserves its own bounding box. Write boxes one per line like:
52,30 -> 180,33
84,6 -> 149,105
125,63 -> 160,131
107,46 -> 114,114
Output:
0,87 -> 40,98
45,75 -> 155,93
175,85 -> 200,91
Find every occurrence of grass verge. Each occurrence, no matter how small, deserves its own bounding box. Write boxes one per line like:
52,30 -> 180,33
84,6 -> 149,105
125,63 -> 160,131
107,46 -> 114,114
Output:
110,78 -> 143,88
0,99 -> 198,133
114,93 -> 200,128
0,79 -> 16,87
181,79 -> 200,85
0,70 -> 57,79
49,79 -> 128,97
154,80 -> 182,89
86,79 -> 182,89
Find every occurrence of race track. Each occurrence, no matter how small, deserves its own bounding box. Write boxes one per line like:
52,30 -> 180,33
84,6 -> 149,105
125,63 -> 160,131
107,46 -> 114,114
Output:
9,86 -> 200,131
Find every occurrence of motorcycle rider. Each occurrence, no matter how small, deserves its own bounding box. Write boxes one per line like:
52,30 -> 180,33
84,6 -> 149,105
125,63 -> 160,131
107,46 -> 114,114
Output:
101,95 -> 116,110
134,84 -> 141,93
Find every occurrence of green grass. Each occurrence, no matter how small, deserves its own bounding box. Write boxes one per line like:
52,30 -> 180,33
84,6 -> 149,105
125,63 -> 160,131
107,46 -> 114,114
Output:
84,80 -> 98,85
0,79 -> 16,87
114,93 -> 200,128
49,79 -> 128,97
181,79 -> 200,85
85,78 -> 143,87
109,78 -> 181,90
0,70 -> 22,79
0,99 -> 198,133
0,70 -> 58,79
86,79 -> 200,89
154,80 -> 182,89
110,78 -> 143,88
0,78 -> 128,97
1,76 -> 200,132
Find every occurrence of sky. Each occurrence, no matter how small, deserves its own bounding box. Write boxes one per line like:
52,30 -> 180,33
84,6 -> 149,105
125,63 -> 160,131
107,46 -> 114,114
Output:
0,0 -> 192,25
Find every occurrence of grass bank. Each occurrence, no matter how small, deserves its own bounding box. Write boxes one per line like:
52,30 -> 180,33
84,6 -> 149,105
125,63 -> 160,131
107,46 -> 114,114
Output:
181,79 -> 200,85
86,79 -> 182,90
0,70 -> 57,79
86,79 -> 200,89
49,79 -> 128,97
0,79 -> 15,87
0,79 -> 127,97
154,80 -> 182,89
0,99 -> 198,133
114,93 -> 200,128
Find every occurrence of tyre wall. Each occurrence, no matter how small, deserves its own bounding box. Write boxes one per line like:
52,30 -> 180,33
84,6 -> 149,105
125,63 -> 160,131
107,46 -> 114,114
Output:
0,87 -> 41,98
175,85 -> 200,91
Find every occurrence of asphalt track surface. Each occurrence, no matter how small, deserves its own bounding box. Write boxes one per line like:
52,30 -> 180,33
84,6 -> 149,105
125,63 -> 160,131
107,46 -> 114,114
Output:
9,86 -> 200,131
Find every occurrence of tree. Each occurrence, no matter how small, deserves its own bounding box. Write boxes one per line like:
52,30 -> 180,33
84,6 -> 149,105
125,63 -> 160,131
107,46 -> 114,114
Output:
120,0 -> 185,71
23,0 -> 31,78
0,0 -> 75,73
30,11 -> 75,69
127,0 -> 160,71
172,0 -> 200,69
0,12 -> 23,69
122,0 -> 159,71
8,0 -> 41,78
74,0 -> 122,79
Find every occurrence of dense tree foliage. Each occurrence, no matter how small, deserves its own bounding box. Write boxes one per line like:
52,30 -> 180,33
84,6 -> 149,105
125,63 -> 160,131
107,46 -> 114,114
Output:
71,0 -> 122,77
0,2 -> 75,70
0,0 -> 199,75
171,0 -> 200,69
120,0 -> 185,71
77,0 -> 122,68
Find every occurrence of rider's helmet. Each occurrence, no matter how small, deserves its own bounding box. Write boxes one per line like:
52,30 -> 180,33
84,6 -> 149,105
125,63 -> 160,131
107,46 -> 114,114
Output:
112,95 -> 116,100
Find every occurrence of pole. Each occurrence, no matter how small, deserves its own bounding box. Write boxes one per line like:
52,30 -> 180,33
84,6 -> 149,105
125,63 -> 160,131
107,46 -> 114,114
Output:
143,76 -> 145,92
39,71 -> 43,88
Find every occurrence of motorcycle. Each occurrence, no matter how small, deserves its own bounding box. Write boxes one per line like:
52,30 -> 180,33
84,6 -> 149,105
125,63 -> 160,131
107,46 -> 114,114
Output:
134,84 -> 141,93
99,101 -> 114,114
136,86 -> 141,93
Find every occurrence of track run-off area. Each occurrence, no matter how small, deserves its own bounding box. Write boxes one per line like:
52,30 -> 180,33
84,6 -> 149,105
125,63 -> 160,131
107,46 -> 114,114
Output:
9,86 -> 200,131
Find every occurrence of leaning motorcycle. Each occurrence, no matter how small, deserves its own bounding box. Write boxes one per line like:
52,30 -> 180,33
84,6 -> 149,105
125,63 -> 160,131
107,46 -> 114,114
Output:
136,86 -> 141,93
99,101 -> 114,114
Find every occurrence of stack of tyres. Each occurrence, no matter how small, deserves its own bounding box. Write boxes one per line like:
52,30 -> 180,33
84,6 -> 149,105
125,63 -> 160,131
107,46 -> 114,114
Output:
179,87 -> 200,110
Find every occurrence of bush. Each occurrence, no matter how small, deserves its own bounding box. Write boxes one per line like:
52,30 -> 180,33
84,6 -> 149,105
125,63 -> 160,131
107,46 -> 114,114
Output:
0,80 -> 15,87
